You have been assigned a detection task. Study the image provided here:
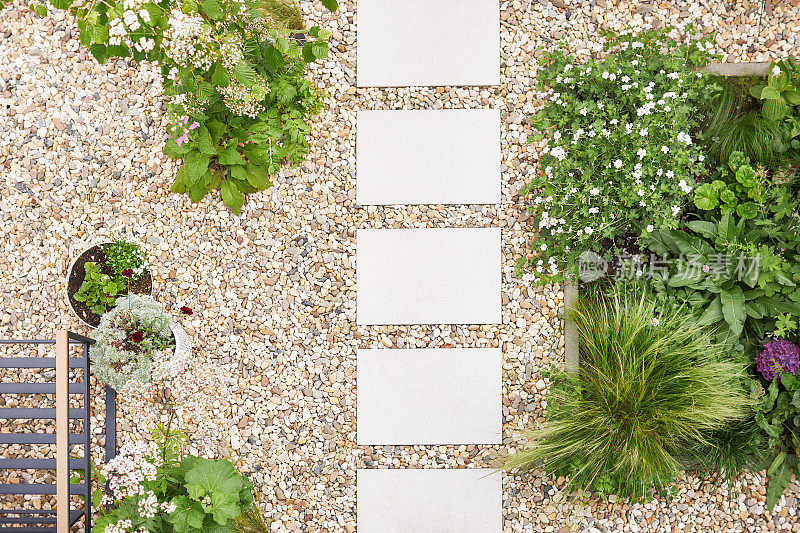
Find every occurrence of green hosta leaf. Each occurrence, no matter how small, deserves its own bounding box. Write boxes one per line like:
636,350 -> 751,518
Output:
720,285 -> 746,337
766,459 -> 793,511
785,90 -> 800,106
185,151 -> 211,186
749,84 -> 766,99
768,71 -> 791,92
761,86 -> 782,100
763,97 -> 788,121
232,61 -> 256,86
220,180 -> 245,215
216,145 -> 245,165
694,183 -> 719,210
201,0 -> 222,19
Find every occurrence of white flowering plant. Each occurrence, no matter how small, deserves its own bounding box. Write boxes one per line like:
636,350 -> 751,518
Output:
92,419 -> 254,533
91,294 -> 180,390
522,26 -> 722,282
34,0 -> 336,213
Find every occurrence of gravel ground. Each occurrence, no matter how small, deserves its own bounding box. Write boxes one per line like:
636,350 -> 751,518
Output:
1,0 -> 799,531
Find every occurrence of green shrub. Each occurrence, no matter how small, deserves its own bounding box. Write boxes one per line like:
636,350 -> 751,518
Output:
73,262 -> 121,316
33,0 -> 337,214
104,239 -> 148,280
503,288 -> 750,501
521,26 -> 719,282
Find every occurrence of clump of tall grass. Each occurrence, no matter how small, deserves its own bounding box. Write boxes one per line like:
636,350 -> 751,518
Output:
261,0 -> 304,30
704,76 -> 790,169
503,289 -> 751,501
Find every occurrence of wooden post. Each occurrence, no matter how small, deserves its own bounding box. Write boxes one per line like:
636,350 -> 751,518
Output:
55,330 -> 68,533
563,277 -> 579,374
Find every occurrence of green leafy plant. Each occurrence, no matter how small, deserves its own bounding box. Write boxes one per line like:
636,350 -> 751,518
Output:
93,417 -> 254,533
33,0 -> 337,213
751,374 -> 800,510
73,262 -> 121,315
750,60 -> 800,122
502,288 -> 750,501
643,190 -> 800,357
104,239 -> 148,280
693,151 -> 769,219
521,25 -> 719,281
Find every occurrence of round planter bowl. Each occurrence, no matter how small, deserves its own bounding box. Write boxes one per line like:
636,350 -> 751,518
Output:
65,242 -> 153,328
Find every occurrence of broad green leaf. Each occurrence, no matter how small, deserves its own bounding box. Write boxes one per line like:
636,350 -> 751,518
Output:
766,459 -> 793,511
49,0 -> 72,8
716,213 -> 735,246
736,201 -> 757,220
183,457 -> 250,524
170,166 -> 188,194
749,84 -> 766,99
164,138 -> 192,159
79,29 -> 93,47
720,188 -> 737,205
185,151 -> 211,185
774,270 -> 796,287
793,389 -> 800,409
93,23 -> 109,45
686,220 -> 717,239
31,3 -> 48,16
735,164 -> 757,187
312,41 -> 328,59
672,232 -> 713,260
720,285 -> 745,336
89,44 -> 109,64
206,121 -> 227,144
697,295 -> 722,325
243,163 -> 272,190
694,183 -> 719,210
320,0 -> 337,11
763,97 -> 788,121
195,125 -> 217,155
220,180 -> 245,215
761,86 -> 782,100
785,90 -> 800,106
169,496 -> 206,533
768,451 -> 787,477
201,0 -> 223,19
232,61 -> 256,86
211,62 -> 230,87
216,145 -> 245,165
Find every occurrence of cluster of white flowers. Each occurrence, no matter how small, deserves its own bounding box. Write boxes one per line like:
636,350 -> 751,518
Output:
101,440 -> 160,504
138,490 -> 159,518
107,0 -> 155,51
676,131 -> 693,144
164,10 -> 218,71
219,75 -> 270,118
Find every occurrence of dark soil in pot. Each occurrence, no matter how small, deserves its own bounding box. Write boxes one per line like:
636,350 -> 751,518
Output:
67,244 -> 152,327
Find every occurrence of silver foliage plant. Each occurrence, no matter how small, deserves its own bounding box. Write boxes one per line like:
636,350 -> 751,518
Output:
91,295 -> 174,390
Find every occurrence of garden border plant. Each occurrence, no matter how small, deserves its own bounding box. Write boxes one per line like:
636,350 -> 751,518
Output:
33,0 -> 338,214
518,23 -> 800,511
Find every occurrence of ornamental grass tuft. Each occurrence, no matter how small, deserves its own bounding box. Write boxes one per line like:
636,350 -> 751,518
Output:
503,288 -> 751,501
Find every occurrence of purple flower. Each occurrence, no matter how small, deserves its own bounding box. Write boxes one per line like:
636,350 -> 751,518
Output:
175,133 -> 189,146
756,338 -> 800,382
188,121 -> 200,130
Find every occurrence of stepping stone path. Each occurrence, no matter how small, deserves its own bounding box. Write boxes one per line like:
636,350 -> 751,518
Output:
357,348 -> 502,445
356,109 -> 501,205
357,469 -> 502,533
356,228 -> 501,325
355,0 -> 502,529
356,0 -> 500,87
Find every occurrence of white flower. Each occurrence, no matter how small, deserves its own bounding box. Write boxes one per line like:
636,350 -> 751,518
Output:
553,131 -> 562,141
661,146 -> 669,153
590,187 -> 600,196
666,170 -> 674,179
637,189 -> 645,197
540,243 -> 547,251
639,128 -> 648,137
671,205 -> 681,216
584,226 -> 594,236
698,154 -> 705,162
579,107 -> 588,116
614,159 -> 623,169
772,65 -> 781,77
646,225 -> 654,232
637,148 -> 646,158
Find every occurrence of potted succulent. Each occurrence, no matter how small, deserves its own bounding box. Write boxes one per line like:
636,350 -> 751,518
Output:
90,295 -> 192,391
66,238 -> 153,327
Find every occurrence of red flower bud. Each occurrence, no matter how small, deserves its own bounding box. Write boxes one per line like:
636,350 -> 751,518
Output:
131,330 -> 144,343
121,269 -> 134,278
180,306 -> 193,315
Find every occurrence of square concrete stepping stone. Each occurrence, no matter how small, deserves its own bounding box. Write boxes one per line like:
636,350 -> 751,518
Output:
357,228 -> 501,325
357,348 -> 501,445
357,0 -> 500,87
356,109 -> 501,205
357,469 -> 502,532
